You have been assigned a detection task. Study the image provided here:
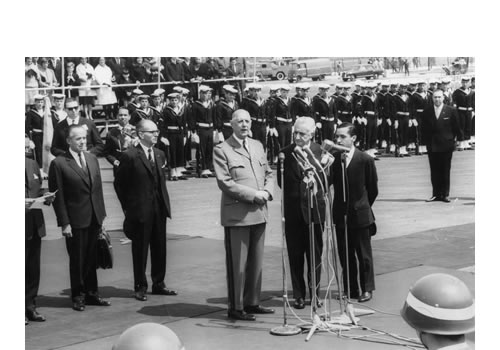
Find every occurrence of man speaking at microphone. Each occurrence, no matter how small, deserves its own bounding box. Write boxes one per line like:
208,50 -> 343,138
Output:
277,116 -> 327,310
329,122 -> 378,302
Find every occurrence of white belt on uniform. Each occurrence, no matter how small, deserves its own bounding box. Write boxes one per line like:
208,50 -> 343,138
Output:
397,112 -> 410,116
458,106 -> 468,111
416,109 -> 424,112
223,122 -> 232,127
197,122 -> 213,128
365,111 -> 375,115
251,117 -> 266,123
320,116 -> 335,121
167,126 -> 180,130
276,117 -> 292,123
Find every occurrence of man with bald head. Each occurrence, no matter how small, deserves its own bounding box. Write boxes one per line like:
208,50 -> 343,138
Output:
213,109 -> 275,321
114,119 -> 176,301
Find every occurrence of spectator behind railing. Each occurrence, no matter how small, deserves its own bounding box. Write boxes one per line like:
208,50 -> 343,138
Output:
76,57 -> 97,119
25,57 -> 40,111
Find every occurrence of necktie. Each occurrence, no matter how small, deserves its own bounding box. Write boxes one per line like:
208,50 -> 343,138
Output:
148,148 -> 155,167
79,152 -> 88,174
243,139 -> 249,154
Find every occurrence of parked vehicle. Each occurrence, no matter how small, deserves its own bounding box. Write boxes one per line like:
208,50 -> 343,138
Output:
442,57 -> 469,75
287,58 -> 333,82
252,60 -> 295,80
341,64 -> 385,81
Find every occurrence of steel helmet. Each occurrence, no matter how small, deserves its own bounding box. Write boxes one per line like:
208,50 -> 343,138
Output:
112,323 -> 185,350
401,273 -> 475,335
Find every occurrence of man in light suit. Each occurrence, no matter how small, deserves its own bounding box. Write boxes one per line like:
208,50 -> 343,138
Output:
213,109 -> 275,321
277,117 -> 326,310
48,125 -> 110,312
114,119 -> 176,302
422,89 -> 460,203
330,122 -> 378,303
51,99 -> 104,157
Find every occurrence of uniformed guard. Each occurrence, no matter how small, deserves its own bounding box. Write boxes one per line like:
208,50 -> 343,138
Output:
264,86 -> 280,165
387,81 -> 399,154
470,76 -> 475,145
394,82 -> 410,157
160,92 -> 187,181
240,83 -> 267,149
290,82 -> 313,120
130,94 -> 155,126
439,78 -> 453,106
127,88 -> 144,116
215,85 -> 239,140
335,82 -> 352,124
25,94 -> 47,168
350,81 -> 364,148
150,90 -> 165,125
360,81 -> 379,159
191,85 -> 215,178
406,80 -> 418,152
174,86 -> 194,172
312,83 -> 336,143
409,80 -> 429,155
51,93 -> 67,125
272,84 -> 293,149
376,82 -> 390,151
452,76 -> 472,151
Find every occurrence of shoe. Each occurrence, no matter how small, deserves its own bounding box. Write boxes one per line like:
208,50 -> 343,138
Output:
25,317 -> 28,326
72,298 -> 85,311
335,292 -> 359,300
358,291 -> 372,303
85,294 -> 111,306
373,156 -> 380,161
244,305 -> 275,314
152,287 -> 178,296
228,309 -> 256,321
26,309 -> 46,322
134,290 -> 147,301
426,196 -> 439,202
293,297 -> 305,309
441,196 -> 451,203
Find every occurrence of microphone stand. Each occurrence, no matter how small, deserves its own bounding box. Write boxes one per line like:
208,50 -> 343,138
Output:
270,154 -> 301,336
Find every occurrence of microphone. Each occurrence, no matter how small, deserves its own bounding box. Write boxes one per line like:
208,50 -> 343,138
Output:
278,152 -> 285,172
293,146 -> 313,173
321,139 -> 351,153
293,146 -> 308,163
303,146 -> 324,172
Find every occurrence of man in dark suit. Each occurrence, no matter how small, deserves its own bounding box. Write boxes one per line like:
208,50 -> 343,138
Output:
51,99 -> 104,157
25,135 -> 56,324
103,107 -> 136,174
107,57 -> 127,81
48,125 -> 110,311
114,119 -> 176,301
330,122 -> 378,302
422,89 -> 460,203
213,109 -> 275,321
277,117 -> 326,310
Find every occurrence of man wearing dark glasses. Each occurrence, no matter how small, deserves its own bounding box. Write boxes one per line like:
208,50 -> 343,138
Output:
50,99 -> 104,157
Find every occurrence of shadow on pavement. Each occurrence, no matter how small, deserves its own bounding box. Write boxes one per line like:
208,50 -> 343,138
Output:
137,303 -> 224,318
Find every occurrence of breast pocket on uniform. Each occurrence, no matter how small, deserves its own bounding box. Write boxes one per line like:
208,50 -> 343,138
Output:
228,158 -> 245,170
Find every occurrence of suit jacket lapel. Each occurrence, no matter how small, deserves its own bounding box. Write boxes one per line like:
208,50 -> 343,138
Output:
65,153 -> 90,187
84,152 -> 96,184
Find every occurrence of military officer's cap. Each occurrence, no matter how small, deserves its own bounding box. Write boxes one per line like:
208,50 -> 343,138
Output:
33,94 -> 45,100
167,92 -> 180,99
52,93 -> 65,100
138,94 -> 149,100
223,85 -> 239,94
173,86 -> 190,95
317,83 -> 330,90
199,85 -> 213,92
132,88 -> 144,96
247,83 -> 263,90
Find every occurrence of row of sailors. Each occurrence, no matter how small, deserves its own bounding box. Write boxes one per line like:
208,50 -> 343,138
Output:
25,76 -> 475,179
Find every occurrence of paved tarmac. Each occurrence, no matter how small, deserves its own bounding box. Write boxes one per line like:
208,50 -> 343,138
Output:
25,145 -> 475,349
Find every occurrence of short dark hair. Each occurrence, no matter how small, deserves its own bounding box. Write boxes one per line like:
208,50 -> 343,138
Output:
337,122 -> 357,137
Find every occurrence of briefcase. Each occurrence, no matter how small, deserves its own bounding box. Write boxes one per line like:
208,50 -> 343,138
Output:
96,226 -> 113,269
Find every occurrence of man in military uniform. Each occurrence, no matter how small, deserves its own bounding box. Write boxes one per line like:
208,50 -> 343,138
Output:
470,77 -> 475,145
312,83 -> 336,143
439,78 -> 453,106
240,83 -> 267,149
290,83 -> 312,121
335,83 -> 352,124
376,82 -> 390,151
452,76 -> 472,151
406,81 -> 417,153
150,89 -> 166,125
360,82 -> 379,159
25,94 -> 48,168
51,93 -> 67,125
393,82 -> 411,157
215,85 -> 239,140
264,86 -> 279,165
272,85 -> 293,150
174,86 -> 194,172
130,94 -> 155,126
387,81 -> 399,154
191,85 -> 216,178
104,107 -> 136,175
409,80 -> 429,155
350,81 -> 364,149
127,88 -> 144,116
